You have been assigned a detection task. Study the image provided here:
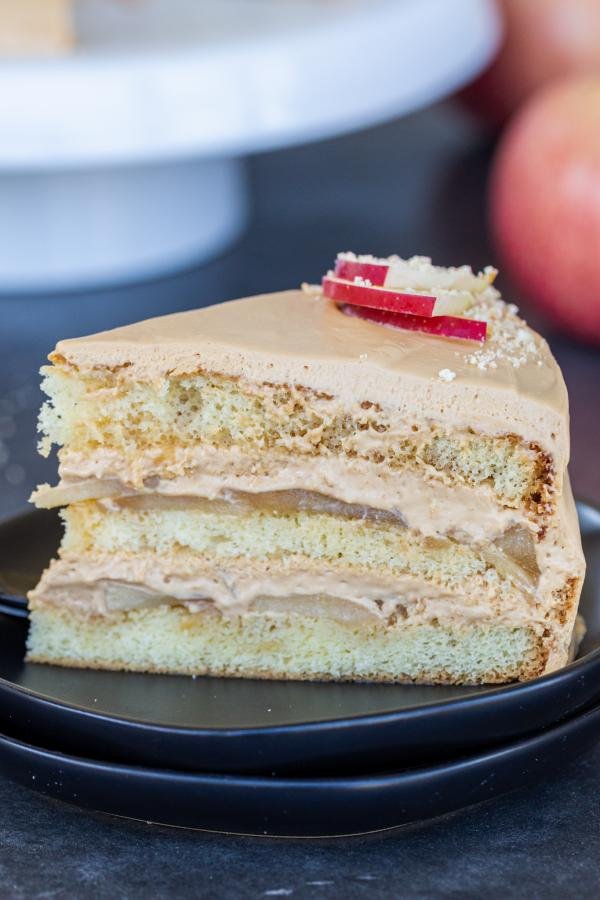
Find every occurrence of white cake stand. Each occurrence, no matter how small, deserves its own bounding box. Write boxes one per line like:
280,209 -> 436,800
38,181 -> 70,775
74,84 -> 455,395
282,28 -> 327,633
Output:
0,0 -> 500,291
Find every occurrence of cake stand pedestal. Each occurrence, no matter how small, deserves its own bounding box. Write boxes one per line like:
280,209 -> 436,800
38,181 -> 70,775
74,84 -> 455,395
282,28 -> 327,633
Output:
0,158 -> 247,290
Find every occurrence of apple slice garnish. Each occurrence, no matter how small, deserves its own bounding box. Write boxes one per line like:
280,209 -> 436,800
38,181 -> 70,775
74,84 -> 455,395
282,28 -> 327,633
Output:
342,303 -> 487,342
334,258 -> 388,286
322,275 -> 471,317
323,275 -> 435,316
335,254 -> 497,294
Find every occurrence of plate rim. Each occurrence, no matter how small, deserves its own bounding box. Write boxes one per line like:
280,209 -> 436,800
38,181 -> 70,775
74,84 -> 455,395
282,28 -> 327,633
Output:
2,703 -> 599,837
2,638 -> 600,739
0,498 -> 598,738
2,700 -> 600,788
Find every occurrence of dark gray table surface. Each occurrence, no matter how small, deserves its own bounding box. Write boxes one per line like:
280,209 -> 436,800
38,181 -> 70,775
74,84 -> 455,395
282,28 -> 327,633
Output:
0,105 -> 599,898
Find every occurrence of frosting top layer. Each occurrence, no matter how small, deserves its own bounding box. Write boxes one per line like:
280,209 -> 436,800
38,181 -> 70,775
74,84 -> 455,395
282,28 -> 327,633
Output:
51,288 -> 569,460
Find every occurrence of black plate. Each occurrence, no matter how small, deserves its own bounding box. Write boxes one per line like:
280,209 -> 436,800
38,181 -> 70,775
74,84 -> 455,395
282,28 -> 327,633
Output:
0,503 -> 599,776
1,703 -> 600,837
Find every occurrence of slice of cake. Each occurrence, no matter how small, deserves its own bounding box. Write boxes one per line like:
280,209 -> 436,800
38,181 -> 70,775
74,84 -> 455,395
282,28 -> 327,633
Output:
27,254 -> 585,683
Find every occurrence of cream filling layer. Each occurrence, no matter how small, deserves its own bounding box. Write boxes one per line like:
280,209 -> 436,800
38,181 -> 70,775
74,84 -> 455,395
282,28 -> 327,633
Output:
30,553 -> 551,633
32,472 -> 584,606
40,445 -> 533,543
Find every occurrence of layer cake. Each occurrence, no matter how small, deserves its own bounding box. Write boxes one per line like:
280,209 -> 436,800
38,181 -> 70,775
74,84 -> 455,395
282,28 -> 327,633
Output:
27,255 -> 585,683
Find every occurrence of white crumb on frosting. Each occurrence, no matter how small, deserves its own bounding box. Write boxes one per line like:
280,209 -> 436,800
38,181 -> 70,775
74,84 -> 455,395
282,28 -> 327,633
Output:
463,291 -> 542,370
301,282 -> 321,296
438,368 -> 456,382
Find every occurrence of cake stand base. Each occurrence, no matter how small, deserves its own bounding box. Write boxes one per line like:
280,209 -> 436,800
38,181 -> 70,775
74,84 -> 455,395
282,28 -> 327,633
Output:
0,157 -> 248,292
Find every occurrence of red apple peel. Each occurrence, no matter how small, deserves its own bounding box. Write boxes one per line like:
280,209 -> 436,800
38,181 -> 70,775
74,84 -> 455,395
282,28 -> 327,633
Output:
322,276 -> 436,317
342,303 -> 487,342
334,258 -> 388,286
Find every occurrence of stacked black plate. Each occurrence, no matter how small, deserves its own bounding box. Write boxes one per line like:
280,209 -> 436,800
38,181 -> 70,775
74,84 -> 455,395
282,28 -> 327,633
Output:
0,502 -> 599,837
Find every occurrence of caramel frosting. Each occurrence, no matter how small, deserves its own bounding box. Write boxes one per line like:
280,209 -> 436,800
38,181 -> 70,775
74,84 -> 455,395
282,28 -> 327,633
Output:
50,288 -> 570,462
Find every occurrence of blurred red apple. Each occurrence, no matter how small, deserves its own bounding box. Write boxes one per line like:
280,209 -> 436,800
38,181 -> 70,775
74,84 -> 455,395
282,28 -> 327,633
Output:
462,0 -> 600,125
490,77 -> 600,343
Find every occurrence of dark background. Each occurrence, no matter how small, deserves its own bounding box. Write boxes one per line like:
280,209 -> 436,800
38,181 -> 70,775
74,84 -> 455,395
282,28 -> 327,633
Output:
0,104 -> 599,896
